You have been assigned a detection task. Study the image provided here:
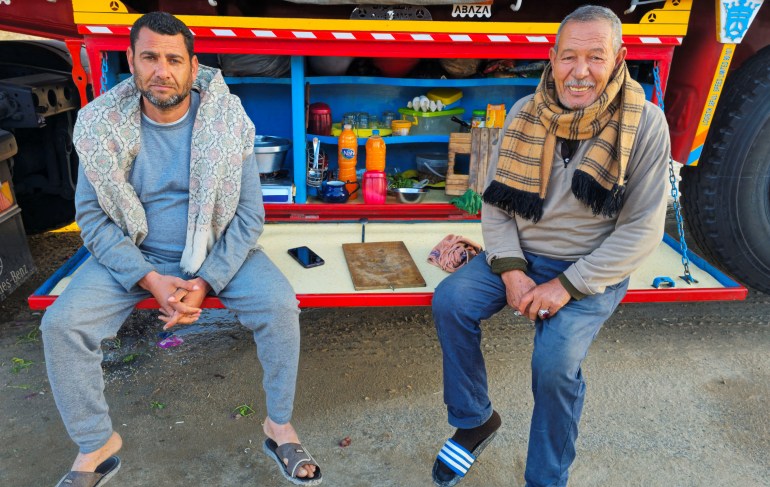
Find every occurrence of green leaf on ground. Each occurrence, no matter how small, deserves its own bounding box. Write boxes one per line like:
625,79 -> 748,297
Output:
233,404 -> 255,417
10,358 -> 34,373
122,353 -> 140,363
16,329 -> 40,345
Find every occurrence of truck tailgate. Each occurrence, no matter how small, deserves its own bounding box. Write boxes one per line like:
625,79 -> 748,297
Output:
28,221 -> 747,310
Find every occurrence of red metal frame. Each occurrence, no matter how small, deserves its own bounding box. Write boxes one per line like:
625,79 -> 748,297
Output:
82,32 -> 675,95
664,0 -> 723,163
0,0 -> 79,40
264,203 -> 478,222
27,285 -> 749,311
64,39 -> 90,108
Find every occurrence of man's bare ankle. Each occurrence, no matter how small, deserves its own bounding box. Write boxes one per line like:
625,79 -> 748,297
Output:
71,432 -> 122,472
263,417 -> 300,445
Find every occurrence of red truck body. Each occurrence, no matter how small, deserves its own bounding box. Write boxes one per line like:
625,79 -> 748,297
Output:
1,1 -> 768,305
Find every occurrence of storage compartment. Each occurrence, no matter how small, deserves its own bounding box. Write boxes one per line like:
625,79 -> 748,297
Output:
0,207 -> 35,302
398,107 -> 465,135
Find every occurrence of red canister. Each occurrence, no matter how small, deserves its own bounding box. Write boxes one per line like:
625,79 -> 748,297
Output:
308,102 -> 332,136
363,170 -> 387,204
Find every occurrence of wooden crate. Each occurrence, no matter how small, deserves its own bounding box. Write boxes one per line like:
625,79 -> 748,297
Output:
445,128 -> 502,196
446,132 -> 471,196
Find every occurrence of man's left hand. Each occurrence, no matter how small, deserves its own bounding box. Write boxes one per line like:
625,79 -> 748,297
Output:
160,277 -> 211,330
518,278 -> 571,321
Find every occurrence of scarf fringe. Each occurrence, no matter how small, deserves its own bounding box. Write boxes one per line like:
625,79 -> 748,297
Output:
572,170 -> 625,218
483,180 -> 544,223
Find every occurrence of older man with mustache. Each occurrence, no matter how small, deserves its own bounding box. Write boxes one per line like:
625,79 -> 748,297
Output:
431,5 -> 670,487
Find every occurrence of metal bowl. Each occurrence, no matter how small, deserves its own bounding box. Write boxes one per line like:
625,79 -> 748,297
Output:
253,135 -> 291,174
392,187 -> 429,203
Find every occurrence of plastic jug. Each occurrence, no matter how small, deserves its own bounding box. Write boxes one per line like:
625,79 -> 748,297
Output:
363,170 -> 387,204
308,102 -> 332,135
365,129 -> 386,172
338,123 -> 358,200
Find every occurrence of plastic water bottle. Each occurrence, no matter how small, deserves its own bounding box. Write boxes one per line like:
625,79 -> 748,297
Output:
338,123 -> 358,200
365,129 -> 386,172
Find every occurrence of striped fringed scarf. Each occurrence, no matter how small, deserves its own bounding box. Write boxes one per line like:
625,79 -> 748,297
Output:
482,61 -> 646,223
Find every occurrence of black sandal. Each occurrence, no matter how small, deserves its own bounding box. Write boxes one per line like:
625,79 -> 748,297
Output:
54,456 -> 121,487
263,438 -> 323,485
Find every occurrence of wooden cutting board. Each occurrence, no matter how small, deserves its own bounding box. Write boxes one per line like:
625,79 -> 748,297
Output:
342,241 -> 426,291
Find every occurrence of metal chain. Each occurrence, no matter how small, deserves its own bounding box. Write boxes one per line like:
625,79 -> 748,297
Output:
653,64 -> 697,284
100,52 -> 109,96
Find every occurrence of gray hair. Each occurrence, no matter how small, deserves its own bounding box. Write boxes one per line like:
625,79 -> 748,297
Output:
554,5 -> 623,54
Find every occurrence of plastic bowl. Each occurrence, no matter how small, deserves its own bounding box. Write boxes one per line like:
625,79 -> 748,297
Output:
416,152 -> 449,178
392,187 -> 428,203
391,119 -> 412,136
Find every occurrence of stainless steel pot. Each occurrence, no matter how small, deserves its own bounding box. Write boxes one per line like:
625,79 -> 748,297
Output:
253,135 -> 291,173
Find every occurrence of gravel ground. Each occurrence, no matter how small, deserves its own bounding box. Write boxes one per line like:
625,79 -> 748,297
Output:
1,225 -> 768,487
1,27 -> 767,487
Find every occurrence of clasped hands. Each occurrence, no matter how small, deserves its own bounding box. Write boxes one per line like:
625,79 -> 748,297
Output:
138,271 -> 211,330
502,269 -> 570,321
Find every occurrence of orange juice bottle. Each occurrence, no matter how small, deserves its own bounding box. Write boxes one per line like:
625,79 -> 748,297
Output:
365,129 -> 386,172
338,123 -> 359,200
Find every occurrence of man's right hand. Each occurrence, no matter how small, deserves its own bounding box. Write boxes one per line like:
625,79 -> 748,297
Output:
137,271 -> 201,322
501,269 -> 537,312
161,277 -> 211,330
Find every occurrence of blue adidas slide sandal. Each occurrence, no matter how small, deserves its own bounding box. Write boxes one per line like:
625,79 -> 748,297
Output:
432,433 -> 497,487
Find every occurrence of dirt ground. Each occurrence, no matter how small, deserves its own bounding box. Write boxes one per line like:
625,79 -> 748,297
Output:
1,224 -> 769,487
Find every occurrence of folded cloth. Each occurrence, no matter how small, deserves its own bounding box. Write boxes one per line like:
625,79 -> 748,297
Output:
428,234 -> 483,273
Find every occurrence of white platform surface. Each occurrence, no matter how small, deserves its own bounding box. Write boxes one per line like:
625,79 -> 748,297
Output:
50,221 -> 725,297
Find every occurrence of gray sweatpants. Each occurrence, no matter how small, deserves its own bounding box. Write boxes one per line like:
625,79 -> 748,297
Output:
40,249 -> 300,454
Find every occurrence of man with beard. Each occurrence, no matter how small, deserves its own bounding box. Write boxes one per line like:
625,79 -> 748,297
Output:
431,5 -> 669,487
41,12 -> 321,486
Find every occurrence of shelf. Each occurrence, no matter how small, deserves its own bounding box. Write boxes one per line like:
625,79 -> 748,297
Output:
307,134 -> 450,145
306,76 -> 540,87
223,76 -> 292,85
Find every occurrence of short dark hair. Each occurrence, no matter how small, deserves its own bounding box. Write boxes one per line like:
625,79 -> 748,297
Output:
130,12 -> 194,58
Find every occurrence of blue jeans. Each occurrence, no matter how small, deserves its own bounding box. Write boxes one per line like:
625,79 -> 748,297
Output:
432,251 -> 628,487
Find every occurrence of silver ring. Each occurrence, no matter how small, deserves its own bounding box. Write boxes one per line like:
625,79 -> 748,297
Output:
513,310 -> 522,316
537,309 -> 551,319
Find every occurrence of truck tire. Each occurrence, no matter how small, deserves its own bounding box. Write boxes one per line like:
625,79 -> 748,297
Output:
680,45 -> 770,293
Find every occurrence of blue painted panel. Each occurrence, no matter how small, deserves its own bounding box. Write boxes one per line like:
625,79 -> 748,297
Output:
229,83 -> 296,187
230,83 -> 293,138
290,56 -> 307,203
224,77 -> 292,85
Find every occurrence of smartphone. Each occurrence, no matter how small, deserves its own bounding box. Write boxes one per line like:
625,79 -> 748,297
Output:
287,246 -> 325,268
